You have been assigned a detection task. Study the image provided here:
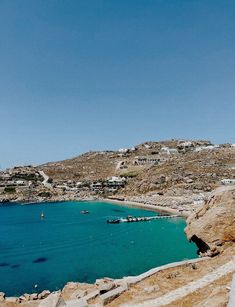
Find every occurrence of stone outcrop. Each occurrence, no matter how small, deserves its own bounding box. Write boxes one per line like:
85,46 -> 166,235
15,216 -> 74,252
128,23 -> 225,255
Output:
185,187 -> 235,256
0,292 -> 5,302
38,291 -> 65,307
95,278 -> 115,295
100,286 -> 126,305
62,282 -> 96,301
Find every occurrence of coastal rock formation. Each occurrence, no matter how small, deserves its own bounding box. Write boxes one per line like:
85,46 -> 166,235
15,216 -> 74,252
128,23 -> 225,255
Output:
185,186 -> 235,256
0,292 -> 5,302
0,186 -> 235,306
96,278 -> 115,294
62,282 -> 96,301
38,291 -> 65,307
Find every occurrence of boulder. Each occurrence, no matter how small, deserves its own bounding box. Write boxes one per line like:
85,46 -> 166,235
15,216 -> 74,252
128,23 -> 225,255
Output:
70,289 -> 87,300
30,293 -> 38,300
84,290 -> 99,302
0,292 -> 5,302
38,290 -> 51,300
98,282 -> 115,294
62,281 -> 95,301
149,183 -> 159,190
23,293 -> 31,301
186,179 -> 193,184
5,297 -> 18,303
19,295 -> 28,302
95,278 -> 114,287
100,286 -> 126,305
38,291 -> 66,307
144,285 -> 159,293
64,282 -> 80,291
65,298 -> 88,306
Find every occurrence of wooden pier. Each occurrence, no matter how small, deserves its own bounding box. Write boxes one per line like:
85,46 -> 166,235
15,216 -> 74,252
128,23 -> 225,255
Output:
107,215 -> 181,224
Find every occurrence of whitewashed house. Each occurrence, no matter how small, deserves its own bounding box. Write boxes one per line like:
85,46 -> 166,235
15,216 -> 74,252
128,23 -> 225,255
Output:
134,156 -> 160,165
221,179 -> 235,185
107,176 -> 126,186
195,145 -> 219,152
161,147 -> 178,155
118,148 -> 129,153
177,141 -> 194,152
16,180 -> 27,186
91,182 -> 103,192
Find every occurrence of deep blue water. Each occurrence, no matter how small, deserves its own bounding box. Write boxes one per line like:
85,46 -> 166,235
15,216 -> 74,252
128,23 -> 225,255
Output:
0,201 -> 197,296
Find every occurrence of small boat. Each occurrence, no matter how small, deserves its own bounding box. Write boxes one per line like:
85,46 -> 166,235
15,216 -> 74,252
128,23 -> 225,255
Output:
107,219 -> 121,224
41,212 -> 44,219
80,210 -> 89,214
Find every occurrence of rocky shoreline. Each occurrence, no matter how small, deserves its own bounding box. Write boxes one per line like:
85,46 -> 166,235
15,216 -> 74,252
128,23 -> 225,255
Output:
0,195 -> 193,305
0,186 -> 234,306
0,258 -> 210,306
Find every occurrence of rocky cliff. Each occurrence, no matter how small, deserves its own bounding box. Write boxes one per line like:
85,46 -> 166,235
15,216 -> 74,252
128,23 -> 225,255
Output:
185,186 -> 235,257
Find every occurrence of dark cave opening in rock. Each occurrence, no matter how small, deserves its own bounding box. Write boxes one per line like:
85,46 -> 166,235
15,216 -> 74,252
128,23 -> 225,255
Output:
190,235 -> 210,255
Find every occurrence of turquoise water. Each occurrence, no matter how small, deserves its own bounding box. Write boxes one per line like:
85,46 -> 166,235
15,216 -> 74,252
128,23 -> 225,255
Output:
0,201 -> 197,296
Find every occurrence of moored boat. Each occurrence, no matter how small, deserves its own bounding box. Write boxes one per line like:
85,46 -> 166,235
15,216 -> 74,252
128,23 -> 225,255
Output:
107,219 -> 121,224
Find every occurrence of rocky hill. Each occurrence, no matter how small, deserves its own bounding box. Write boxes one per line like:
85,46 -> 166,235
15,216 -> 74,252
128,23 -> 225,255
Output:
121,148 -> 235,196
40,140 -> 235,195
1,139 -> 234,203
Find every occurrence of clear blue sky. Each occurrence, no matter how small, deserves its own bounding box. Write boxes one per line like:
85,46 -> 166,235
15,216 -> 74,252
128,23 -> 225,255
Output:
1,0 -> 234,168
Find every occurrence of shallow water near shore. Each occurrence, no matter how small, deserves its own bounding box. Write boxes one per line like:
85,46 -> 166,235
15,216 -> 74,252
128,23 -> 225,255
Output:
0,201 -> 197,296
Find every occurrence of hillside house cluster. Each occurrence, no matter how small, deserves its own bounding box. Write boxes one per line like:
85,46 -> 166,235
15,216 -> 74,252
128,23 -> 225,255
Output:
91,176 -> 126,193
160,142 -> 222,155
176,141 -> 222,153
116,142 -> 227,173
0,167 -> 42,193
54,176 -> 127,195
54,180 -> 89,193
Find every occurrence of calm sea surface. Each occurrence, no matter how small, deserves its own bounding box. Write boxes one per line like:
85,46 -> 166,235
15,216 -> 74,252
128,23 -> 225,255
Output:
0,201 -> 197,296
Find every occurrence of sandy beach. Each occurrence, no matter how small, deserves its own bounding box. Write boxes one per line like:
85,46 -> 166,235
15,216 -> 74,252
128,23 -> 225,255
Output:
102,198 -> 189,217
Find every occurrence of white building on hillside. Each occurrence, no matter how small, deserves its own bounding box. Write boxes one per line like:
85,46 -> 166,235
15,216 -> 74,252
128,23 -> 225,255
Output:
134,156 -> 160,165
221,179 -> 235,185
118,148 -> 129,153
107,176 -> 126,185
161,146 -> 178,155
195,145 -> 219,152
